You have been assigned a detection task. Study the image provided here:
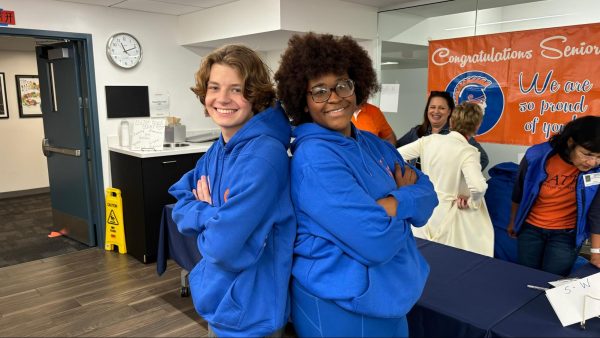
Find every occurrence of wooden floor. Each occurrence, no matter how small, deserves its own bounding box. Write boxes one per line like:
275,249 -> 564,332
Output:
0,248 -> 207,337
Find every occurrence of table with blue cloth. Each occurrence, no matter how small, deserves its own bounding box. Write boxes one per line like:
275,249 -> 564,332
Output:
410,239 -> 600,337
489,290 -> 600,337
488,262 -> 600,337
570,263 -> 600,279
156,204 -> 201,295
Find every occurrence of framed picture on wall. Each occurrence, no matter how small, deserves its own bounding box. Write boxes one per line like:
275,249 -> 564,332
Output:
15,75 -> 42,118
0,72 -> 8,119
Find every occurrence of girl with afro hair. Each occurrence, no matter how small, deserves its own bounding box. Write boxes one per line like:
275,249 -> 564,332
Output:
275,32 -> 438,337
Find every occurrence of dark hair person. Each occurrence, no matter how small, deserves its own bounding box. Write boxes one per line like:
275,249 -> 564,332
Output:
396,91 -> 489,170
275,32 -> 438,337
507,115 -> 600,275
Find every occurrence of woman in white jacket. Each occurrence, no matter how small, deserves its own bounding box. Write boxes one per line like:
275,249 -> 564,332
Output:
398,102 -> 494,256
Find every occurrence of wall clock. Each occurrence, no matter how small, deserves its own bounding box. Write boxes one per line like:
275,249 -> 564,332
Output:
106,32 -> 142,69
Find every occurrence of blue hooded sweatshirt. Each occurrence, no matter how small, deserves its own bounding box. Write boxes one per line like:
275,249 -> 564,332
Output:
290,123 -> 438,317
168,103 -> 296,337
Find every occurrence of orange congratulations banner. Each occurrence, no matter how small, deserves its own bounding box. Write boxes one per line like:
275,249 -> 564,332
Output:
428,22 -> 600,145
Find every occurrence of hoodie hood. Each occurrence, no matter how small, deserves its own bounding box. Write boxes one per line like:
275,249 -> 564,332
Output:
291,122 -> 360,154
224,101 -> 291,150
292,122 -> 382,177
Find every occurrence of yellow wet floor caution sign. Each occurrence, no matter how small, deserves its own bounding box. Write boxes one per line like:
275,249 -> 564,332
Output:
105,188 -> 127,254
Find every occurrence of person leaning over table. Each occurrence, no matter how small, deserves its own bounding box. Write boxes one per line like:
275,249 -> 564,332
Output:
274,32 -> 438,338
168,44 -> 295,337
398,102 -> 494,257
352,102 -> 397,144
395,90 -> 489,170
507,115 -> 600,276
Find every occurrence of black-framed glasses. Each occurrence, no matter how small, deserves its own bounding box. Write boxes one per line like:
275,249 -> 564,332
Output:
575,146 -> 600,163
307,79 -> 355,103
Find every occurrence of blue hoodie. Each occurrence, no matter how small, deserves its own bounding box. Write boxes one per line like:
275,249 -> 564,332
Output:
168,103 -> 296,337
290,123 -> 438,317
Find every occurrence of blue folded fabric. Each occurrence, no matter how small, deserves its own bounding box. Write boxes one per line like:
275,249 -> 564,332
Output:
485,162 -> 519,262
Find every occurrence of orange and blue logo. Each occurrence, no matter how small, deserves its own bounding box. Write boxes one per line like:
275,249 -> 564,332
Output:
445,70 -> 504,136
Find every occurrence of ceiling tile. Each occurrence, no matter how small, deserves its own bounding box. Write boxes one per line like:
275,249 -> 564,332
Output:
114,0 -> 204,15
56,0 -> 124,6
155,0 -> 238,7
53,0 -> 239,15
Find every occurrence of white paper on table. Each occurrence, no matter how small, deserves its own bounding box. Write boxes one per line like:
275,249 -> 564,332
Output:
548,278 -> 579,287
130,118 -> 166,151
380,83 -> 399,113
545,272 -> 600,326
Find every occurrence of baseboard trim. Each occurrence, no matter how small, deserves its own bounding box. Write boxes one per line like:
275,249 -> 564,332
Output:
0,187 -> 51,199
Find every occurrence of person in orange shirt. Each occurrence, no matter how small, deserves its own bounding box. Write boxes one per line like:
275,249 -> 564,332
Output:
507,116 -> 600,276
352,102 -> 397,144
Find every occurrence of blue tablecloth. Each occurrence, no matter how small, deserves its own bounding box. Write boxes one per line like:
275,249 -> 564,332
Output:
491,260 -> 600,337
486,261 -> 600,337
570,263 -> 600,279
489,292 -> 600,337
156,204 -> 201,275
409,240 -> 562,337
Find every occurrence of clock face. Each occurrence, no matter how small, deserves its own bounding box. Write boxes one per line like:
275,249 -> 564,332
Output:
106,33 -> 142,69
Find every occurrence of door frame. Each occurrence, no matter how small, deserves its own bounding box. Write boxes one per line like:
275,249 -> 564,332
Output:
0,27 -> 105,247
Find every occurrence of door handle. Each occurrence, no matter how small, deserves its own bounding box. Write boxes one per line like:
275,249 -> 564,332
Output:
42,138 -> 81,157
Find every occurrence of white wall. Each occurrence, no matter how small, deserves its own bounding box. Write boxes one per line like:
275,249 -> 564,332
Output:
0,50 -> 49,192
384,11 -> 478,45
178,0 -> 379,84
378,12 -> 427,43
3,0 -> 216,191
177,0 -> 281,46
280,0 -> 377,40
178,0 -> 377,46
262,49 -> 285,78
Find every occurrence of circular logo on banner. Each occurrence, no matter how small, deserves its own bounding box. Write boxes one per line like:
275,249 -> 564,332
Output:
445,71 -> 504,136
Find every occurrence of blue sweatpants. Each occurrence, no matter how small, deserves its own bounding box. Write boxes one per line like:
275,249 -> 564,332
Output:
291,280 -> 408,337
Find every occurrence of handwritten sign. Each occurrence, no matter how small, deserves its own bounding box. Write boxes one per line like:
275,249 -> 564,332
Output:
545,272 -> 600,326
428,22 -> 600,145
130,118 -> 165,151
